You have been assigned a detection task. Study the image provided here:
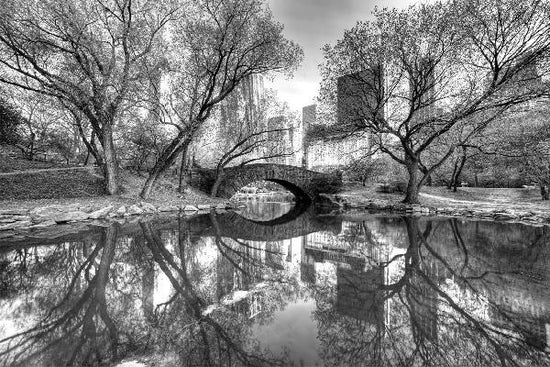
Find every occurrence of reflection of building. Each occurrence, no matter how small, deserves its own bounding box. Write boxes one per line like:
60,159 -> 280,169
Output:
335,266 -> 385,326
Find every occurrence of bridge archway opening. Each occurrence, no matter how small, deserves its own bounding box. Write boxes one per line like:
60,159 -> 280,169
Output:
231,180 -> 311,222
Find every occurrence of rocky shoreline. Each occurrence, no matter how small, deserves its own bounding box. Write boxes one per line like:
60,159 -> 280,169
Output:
0,201 -> 244,240
2,191 -> 549,242
318,193 -> 550,226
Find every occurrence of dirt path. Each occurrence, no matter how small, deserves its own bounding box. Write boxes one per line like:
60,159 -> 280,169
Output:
419,192 -> 494,206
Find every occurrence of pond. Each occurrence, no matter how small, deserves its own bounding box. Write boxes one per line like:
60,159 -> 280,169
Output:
0,203 -> 549,367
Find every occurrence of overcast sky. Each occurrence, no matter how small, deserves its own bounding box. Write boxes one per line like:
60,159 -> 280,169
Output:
265,0 -> 417,111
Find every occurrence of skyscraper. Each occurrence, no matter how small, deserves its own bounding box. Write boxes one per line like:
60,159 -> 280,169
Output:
337,65 -> 384,128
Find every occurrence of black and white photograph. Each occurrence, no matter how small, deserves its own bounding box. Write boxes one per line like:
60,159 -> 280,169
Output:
0,0 -> 549,366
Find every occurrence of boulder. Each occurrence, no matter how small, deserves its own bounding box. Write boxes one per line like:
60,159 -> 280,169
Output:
29,206 -> 89,224
29,220 -> 57,228
30,207 -> 63,223
127,205 -> 143,216
140,202 -> 157,213
158,205 -> 178,212
88,206 -> 114,219
183,205 -> 199,212
115,206 -> 127,217
0,221 -> 32,230
53,211 -> 90,223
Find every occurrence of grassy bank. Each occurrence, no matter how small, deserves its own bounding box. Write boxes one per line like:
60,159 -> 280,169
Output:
332,184 -> 550,223
0,168 -> 226,212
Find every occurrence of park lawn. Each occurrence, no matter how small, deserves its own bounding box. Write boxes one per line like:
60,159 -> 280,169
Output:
341,183 -> 550,214
0,152 -> 67,173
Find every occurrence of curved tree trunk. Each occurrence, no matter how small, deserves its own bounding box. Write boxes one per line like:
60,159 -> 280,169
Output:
141,139 -> 191,199
211,167 -> 224,197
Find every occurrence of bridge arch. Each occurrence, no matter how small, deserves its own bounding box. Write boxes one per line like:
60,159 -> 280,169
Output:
189,163 -> 341,201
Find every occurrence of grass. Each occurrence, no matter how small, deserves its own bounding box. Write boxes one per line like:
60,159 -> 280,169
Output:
0,168 -> 104,200
0,165 -> 226,212
341,183 -> 550,214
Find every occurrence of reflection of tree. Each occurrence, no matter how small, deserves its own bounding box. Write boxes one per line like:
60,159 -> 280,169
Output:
311,216 -> 550,367
0,226 -> 120,366
140,220 -> 288,366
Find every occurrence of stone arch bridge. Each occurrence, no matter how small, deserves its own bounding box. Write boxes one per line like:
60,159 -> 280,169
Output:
188,163 -> 342,201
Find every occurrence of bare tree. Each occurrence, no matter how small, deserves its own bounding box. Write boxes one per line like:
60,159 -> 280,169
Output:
0,0 -> 175,194
319,0 -> 550,203
139,0 -> 303,198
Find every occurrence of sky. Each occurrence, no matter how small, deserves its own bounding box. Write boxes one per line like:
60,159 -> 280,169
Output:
265,0 -> 418,111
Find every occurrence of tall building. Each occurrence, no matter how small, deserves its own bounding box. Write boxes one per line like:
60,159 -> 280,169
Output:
301,105 -> 317,167
409,57 -> 436,125
337,66 -> 384,128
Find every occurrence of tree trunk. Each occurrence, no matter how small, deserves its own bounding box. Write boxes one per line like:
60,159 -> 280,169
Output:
178,145 -> 193,193
211,167 -> 224,197
141,168 -> 163,200
102,125 -> 119,195
426,174 -> 432,186
448,158 -> 459,190
541,185 -> 549,200
453,149 -> 467,192
403,159 -> 421,204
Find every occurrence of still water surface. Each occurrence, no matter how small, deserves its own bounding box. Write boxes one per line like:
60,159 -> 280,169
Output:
0,202 -> 549,366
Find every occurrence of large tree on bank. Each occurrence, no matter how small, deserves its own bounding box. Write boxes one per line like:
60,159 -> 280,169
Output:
319,0 -> 550,203
0,0 -> 174,194
139,0 -> 302,199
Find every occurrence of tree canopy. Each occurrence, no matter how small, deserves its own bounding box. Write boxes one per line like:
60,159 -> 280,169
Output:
319,0 -> 550,203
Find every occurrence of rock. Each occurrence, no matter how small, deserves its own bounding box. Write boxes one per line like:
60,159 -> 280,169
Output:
0,221 -> 32,230
29,220 -> 57,229
183,205 -> 199,212
493,212 -> 516,221
127,205 -> 143,216
29,207 -> 62,223
88,206 -> 114,219
140,202 -> 157,213
29,206 -> 89,224
0,209 -> 28,216
115,206 -> 127,217
158,205 -> 178,212
54,211 -> 90,223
